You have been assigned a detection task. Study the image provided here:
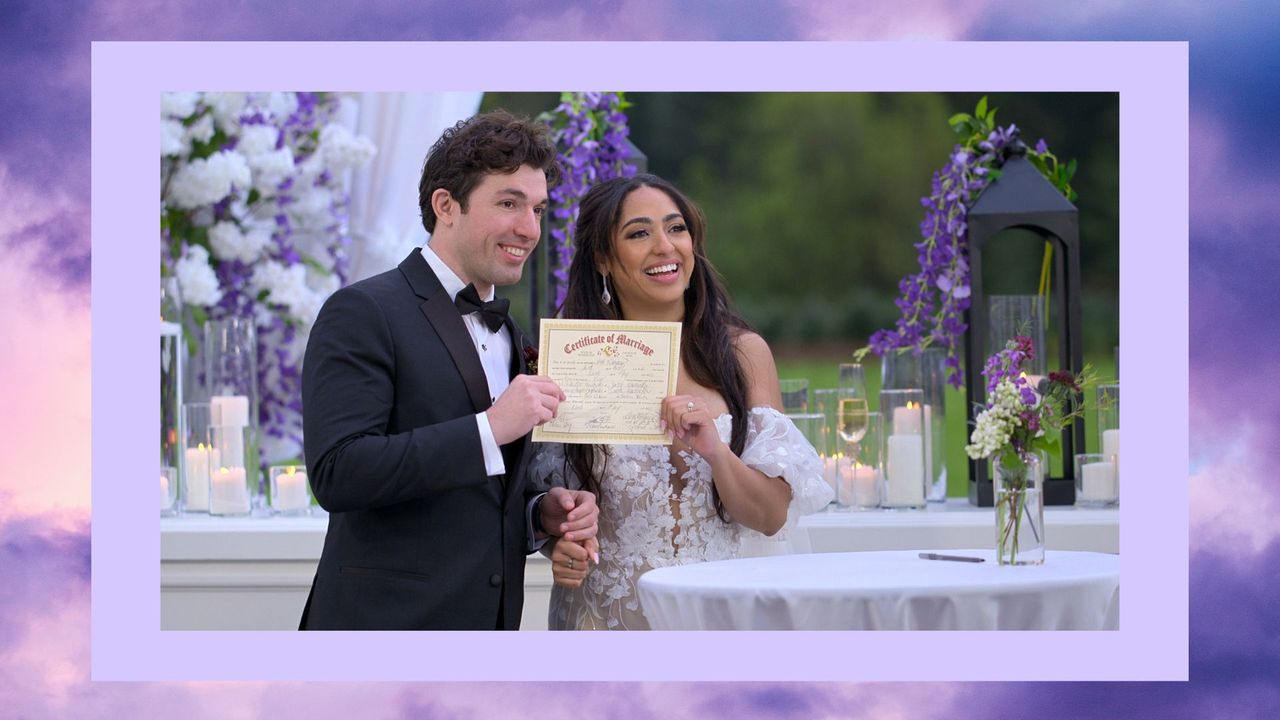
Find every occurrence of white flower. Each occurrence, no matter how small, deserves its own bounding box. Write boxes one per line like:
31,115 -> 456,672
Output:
965,378 -> 1023,460
249,147 -> 295,195
319,123 -> 377,170
237,124 -> 279,157
161,119 -> 187,156
185,114 -> 215,144
204,92 -> 247,134
206,221 -> 240,260
291,186 -> 334,227
173,244 -> 223,307
207,220 -> 272,264
263,92 -> 298,121
161,91 -> 200,119
250,260 -> 327,325
165,150 -> 251,209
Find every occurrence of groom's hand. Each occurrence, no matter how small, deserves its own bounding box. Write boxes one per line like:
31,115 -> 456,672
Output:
541,487 -> 599,560
488,375 -> 565,445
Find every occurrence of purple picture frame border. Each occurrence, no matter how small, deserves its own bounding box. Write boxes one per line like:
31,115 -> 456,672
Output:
90,41 -> 1188,681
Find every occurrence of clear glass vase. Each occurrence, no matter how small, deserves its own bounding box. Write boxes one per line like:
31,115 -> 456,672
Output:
880,348 -> 947,502
161,278 -> 184,484
993,453 -> 1045,565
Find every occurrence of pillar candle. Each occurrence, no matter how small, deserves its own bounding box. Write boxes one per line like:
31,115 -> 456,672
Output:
1080,461 -> 1118,502
211,395 -> 250,428
892,403 -> 923,435
274,469 -> 311,511
885,434 -> 926,507
183,444 -> 216,512
1102,429 -> 1121,484
851,463 -> 879,507
821,455 -> 840,497
210,467 -> 251,515
921,404 -> 933,488
160,475 -> 171,511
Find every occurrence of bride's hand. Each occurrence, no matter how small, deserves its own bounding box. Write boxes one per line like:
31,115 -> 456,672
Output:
662,395 -> 725,460
550,536 -> 597,589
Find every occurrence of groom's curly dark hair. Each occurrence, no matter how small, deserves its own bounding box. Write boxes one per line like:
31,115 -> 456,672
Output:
418,109 -> 560,233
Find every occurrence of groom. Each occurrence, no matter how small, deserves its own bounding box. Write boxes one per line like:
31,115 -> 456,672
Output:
299,110 -> 597,630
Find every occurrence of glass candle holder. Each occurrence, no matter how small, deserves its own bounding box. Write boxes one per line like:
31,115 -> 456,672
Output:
204,317 -> 259,418
270,465 -> 313,515
786,412 -> 830,502
987,295 -> 1047,375
778,378 -> 810,414
160,466 -> 178,517
881,348 -> 947,502
1096,383 -> 1120,493
813,389 -> 843,502
879,388 -> 927,509
1075,453 -> 1118,507
161,283 -> 184,487
843,411 -> 882,510
180,402 -> 213,513
209,425 -> 255,516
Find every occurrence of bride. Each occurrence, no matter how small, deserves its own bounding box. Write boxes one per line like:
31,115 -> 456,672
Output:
533,174 -> 833,630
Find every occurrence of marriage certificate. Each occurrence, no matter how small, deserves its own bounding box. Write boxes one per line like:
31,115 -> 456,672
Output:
532,319 -> 682,445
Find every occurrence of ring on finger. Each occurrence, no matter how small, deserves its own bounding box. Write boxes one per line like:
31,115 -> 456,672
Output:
567,558 -> 574,569
686,401 -> 695,411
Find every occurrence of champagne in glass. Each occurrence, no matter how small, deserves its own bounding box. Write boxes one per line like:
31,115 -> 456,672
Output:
838,398 -> 869,445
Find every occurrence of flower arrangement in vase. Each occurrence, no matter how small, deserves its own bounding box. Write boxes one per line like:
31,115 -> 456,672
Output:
965,335 -> 1097,565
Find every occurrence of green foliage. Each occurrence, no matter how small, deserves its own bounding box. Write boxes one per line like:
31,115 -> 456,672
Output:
640,93 -> 957,339
482,91 -> 1117,358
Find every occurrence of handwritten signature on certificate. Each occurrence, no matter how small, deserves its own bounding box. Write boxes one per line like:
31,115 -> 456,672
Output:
532,319 -> 682,445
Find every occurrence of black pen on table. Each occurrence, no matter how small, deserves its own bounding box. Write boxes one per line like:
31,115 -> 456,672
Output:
918,552 -> 985,563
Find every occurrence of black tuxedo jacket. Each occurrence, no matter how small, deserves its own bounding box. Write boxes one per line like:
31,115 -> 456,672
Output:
299,248 -> 537,630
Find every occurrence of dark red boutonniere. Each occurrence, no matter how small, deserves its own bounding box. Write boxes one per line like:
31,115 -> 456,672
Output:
522,343 -> 539,375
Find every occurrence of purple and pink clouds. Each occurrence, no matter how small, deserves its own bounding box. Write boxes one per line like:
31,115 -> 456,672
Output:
0,0 -> 1275,716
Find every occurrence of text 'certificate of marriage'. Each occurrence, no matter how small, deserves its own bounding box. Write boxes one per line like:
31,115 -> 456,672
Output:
533,319 -> 682,445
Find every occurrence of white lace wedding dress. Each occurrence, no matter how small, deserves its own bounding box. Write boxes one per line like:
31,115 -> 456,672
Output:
531,407 -> 834,630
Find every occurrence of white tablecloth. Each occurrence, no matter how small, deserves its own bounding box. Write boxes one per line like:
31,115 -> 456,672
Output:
799,500 -> 1119,554
637,549 -> 1119,630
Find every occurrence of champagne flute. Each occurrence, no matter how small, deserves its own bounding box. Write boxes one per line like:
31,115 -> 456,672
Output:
838,363 -> 866,396
837,362 -> 870,459
838,397 -> 869,462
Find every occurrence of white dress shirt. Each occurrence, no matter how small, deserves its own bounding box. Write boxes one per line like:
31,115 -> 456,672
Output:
421,242 -> 510,477
422,243 -> 549,551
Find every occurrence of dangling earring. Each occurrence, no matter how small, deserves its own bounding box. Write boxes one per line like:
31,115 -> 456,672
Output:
601,273 -> 612,305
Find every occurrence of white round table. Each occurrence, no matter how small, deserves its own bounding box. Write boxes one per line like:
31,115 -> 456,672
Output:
637,549 -> 1119,630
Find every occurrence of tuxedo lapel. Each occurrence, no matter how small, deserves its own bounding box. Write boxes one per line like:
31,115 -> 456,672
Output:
508,318 -> 532,378
399,249 -> 492,414
501,316 -> 537,503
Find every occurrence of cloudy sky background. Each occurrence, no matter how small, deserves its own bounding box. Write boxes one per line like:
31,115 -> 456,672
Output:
2,1 -> 1277,717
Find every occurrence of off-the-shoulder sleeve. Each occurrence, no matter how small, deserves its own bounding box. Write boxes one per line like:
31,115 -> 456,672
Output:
737,407 -> 834,543
527,442 -> 583,492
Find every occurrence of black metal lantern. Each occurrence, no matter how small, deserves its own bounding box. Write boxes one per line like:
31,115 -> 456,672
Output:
965,140 -> 1084,507
528,139 -> 648,332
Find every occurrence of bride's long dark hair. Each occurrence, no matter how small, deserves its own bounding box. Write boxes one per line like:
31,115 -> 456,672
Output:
560,174 -> 752,522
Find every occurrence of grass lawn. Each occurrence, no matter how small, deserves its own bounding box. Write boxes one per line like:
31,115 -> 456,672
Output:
775,351 -> 1118,498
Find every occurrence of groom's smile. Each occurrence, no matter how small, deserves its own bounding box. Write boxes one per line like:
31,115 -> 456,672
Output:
435,164 -> 548,297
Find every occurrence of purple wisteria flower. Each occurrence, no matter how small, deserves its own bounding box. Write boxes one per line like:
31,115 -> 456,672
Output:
162,91 -> 373,462
861,107 -> 1065,389
541,92 -> 637,309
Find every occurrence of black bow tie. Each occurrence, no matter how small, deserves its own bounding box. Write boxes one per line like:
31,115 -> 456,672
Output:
454,283 -> 510,332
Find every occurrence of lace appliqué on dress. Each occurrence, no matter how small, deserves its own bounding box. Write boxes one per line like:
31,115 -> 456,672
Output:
529,407 -> 833,630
